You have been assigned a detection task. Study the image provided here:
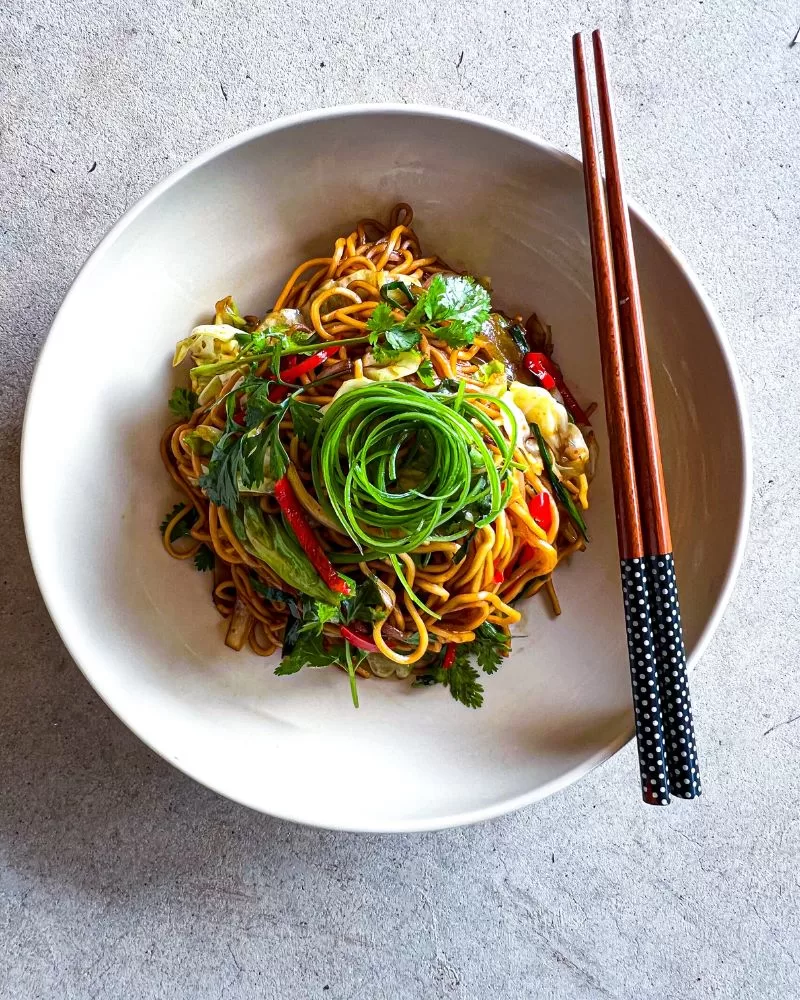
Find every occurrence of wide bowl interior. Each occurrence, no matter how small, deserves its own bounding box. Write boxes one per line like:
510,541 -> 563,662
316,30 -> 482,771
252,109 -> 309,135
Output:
22,108 -> 748,831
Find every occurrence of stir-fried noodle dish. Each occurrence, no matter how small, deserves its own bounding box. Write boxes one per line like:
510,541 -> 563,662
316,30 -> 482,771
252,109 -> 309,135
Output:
161,204 -> 595,708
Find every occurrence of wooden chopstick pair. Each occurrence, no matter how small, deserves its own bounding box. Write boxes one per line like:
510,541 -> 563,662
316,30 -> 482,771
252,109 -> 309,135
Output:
573,30 -> 701,805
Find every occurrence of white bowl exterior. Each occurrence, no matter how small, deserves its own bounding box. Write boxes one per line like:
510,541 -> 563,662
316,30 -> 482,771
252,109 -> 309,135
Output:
22,107 -> 750,831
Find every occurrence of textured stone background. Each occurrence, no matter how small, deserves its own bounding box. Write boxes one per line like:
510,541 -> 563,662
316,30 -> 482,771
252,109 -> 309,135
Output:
2,1 -> 799,997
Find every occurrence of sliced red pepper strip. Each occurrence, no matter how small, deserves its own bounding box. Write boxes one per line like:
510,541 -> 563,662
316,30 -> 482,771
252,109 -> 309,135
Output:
527,491 -> 553,532
281,346 -> 340,382
525,352 -> 591,426
268,385 -> 290,403
493,569 -> 505,584
524,352 -> 556,390
274,475 -> 351,596
340,625 -> 378,653
442,643 -> 456,670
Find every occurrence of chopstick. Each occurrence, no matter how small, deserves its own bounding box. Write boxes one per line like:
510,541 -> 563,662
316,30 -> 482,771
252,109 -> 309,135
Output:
573,30 -> 701,805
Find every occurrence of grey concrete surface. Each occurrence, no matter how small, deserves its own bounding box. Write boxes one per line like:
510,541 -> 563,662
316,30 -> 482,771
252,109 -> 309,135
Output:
2,1 -> 799,997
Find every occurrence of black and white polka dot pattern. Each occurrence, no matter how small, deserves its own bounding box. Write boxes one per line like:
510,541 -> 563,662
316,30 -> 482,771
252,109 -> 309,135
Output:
645,553 -> 701,800
621,558 -> 671,806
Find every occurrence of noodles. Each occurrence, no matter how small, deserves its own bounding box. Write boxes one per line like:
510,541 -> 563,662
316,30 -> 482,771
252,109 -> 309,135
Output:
160,204 -> 594,707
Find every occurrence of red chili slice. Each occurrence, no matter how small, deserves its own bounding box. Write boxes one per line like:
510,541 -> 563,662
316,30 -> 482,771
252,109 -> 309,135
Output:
268,385 -> 290,403
525,352 -> 591,426
442,644 -> 456,670
524,352 -> 556,390
528,491 -> 553,532
281,346 -> 340,382
493,569 -> 505,584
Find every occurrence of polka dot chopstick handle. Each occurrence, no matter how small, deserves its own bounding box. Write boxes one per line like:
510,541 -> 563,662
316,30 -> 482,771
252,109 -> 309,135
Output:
621,558 -> 671,805
646,554 -> 701,799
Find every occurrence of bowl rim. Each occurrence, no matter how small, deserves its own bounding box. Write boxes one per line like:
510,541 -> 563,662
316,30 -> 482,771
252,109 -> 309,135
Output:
20,103 -> 752,832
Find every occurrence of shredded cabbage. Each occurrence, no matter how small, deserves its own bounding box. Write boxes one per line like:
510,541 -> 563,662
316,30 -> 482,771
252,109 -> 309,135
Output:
364,351 -> 422,381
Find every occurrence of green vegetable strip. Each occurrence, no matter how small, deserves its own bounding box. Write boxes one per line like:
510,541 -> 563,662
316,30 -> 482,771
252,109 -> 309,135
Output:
344,642 -> 359,708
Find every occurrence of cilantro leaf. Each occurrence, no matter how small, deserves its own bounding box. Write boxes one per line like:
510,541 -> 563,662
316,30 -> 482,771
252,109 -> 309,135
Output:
160,502 -> 197,539
193,545 -> 215,572
239,376 -> 280,430
199,385 -> 292,510
433,319 -> 477,348
472,621 -> 509,675
275,631 -> 341,675
417,358 -> 436,388
409,274 -> 491,348
267,418 -> 290,481
168,387 -> 198,420
366,301 -> 396,342
299,599 -> 341,636
424,274 -> 491,326
384,326 -> 421,352
199,396 -> 247,510
446,653 -> 485,708
367,300 -> 420,356
289,398 -> 322,446
415,645 -> 484,708
339,576 -> 385,625
372,342 -> 418,366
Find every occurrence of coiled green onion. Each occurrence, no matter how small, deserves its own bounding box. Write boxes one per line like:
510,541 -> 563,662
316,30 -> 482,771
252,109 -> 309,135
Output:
311,382 -> 516,612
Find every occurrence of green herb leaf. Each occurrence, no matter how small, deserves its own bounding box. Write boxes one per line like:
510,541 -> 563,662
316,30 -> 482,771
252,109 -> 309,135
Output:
452,527 -> 476,564
413,274 -> 491,347
168,387 -> 198,420
384,326 -> 421,352
415,645 -> 484,708
193,544 -> 214,572
289,398 -> 322,445
299,599 -> 341,636
366,301 -> 396,342
472,621 -> 509,675
339,576 -> 385,625
199,395 -> 248,510
275,631 -> 341,675
417,358 -> 436,388
239,376 -> 280,430
199,384 -> 292,510
159,502 -> 197,539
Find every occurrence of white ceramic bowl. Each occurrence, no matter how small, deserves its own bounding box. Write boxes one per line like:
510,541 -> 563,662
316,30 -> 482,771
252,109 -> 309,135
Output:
22,106 -> 750,831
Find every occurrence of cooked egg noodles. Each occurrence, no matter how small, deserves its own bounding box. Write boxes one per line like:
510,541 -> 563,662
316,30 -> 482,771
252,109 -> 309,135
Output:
160,203 -> 593,707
